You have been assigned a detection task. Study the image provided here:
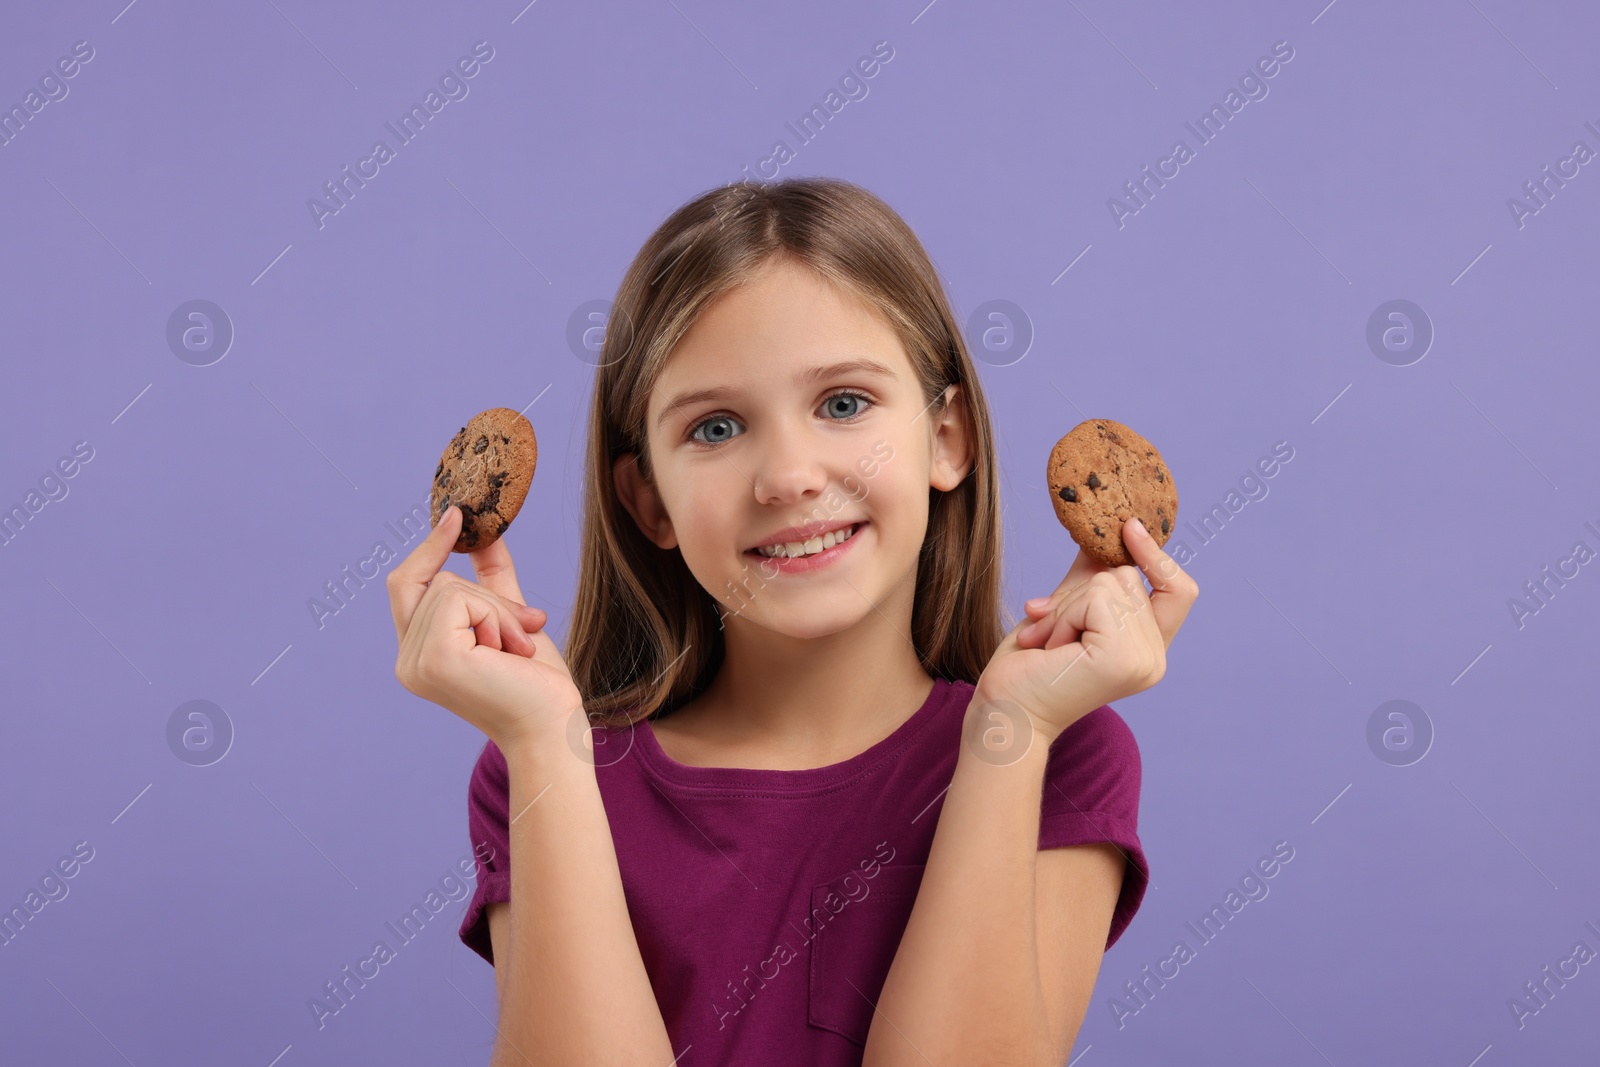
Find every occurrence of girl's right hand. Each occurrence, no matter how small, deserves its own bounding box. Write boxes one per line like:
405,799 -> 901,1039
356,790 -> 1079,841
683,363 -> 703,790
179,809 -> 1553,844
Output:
387,505 -> 583,751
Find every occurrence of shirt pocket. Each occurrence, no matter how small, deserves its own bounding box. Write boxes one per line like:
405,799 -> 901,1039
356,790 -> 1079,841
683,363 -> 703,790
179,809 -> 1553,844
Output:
806,863 -> 926,1048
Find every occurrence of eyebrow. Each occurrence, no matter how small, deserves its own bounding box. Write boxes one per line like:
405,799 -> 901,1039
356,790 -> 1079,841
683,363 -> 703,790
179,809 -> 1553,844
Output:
655,358 -> 900,429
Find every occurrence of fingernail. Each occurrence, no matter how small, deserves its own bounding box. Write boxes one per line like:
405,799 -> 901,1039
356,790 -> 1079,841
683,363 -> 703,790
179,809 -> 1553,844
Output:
1131,518 -> 1147,538
1026,597 -> 1046,607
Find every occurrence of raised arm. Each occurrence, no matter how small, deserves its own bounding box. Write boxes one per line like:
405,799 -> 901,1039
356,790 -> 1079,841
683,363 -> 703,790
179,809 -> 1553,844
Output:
385,510 -> 675,1064
863,705 -> 1102,1066
488,731 -> 675,1066
867,518 -> 1192,1063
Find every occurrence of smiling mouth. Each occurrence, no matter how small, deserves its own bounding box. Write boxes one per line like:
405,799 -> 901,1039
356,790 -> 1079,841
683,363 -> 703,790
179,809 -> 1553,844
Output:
746,522 -> 864,560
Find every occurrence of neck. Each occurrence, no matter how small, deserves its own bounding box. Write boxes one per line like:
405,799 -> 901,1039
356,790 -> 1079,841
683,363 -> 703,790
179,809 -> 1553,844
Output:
692,571 -> 935,759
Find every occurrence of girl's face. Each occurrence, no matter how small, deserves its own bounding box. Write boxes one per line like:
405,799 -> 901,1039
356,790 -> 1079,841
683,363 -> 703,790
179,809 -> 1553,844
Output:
616,257 -> 970,640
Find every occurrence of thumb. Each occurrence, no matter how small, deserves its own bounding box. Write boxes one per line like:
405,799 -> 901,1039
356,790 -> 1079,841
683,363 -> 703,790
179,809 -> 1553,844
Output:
388,504 -> 463,640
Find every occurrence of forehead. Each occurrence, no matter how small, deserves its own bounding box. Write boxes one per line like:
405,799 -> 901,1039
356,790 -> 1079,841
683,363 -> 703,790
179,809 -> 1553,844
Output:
649,260 -> 913,416
643,260 -> 921,431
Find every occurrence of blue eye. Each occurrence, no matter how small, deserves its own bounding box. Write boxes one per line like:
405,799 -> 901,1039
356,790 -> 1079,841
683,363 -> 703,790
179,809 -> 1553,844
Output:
822,391 -> 872,420
686,390 -> 875,447
690,414 -> 743,445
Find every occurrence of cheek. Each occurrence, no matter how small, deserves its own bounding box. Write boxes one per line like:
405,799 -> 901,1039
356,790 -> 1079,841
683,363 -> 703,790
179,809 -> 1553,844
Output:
858,455 -> 928,541
667,464 -> 744,554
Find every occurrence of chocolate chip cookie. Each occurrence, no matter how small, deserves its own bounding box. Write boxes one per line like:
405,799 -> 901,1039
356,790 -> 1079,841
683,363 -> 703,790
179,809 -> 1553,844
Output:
431,408 -> 537,553
1047,419 -> 1177,567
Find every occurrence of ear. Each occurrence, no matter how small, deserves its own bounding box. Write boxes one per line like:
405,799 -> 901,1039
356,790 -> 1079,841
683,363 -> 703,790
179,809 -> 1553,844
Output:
928,383 -> 972,491
613,451 -> 678,550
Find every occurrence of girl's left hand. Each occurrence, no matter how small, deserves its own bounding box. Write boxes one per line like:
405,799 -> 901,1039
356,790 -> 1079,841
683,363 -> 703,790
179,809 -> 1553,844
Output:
973,516 -> 1199,745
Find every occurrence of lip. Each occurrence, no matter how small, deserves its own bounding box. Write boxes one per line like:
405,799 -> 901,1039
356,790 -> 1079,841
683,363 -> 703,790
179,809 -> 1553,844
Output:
747,517 -> 863,552
743,520 -> 866,574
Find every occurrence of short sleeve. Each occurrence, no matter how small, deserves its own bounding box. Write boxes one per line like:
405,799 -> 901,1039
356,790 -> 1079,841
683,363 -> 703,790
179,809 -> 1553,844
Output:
458,739 -> 512,966
1037,704 -> 1148,951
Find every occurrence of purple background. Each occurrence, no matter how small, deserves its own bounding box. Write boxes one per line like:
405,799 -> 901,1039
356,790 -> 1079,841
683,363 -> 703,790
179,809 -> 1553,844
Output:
3,0 -> 1597,1063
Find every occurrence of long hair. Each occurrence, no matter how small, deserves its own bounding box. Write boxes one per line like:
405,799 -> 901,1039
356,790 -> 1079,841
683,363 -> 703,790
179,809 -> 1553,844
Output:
565,177 -> 1006,727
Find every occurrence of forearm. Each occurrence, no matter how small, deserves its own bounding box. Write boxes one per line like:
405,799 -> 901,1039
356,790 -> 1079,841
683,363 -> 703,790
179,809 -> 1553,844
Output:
495,733 -> 675,1066
863,704 -> 1063,1067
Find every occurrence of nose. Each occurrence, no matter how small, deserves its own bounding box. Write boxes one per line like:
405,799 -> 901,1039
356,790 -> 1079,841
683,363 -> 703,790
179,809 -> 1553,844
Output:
750,415 -> 829,507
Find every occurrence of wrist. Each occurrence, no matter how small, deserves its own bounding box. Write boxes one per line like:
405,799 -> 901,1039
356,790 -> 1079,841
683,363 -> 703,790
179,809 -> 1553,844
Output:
969,682 -> 1091,746
960,698 -> 1060,769
495,703 -> 593,768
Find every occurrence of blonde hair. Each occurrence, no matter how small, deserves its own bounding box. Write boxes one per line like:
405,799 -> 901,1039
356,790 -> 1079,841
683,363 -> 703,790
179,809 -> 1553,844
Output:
566,178 -> 1005,727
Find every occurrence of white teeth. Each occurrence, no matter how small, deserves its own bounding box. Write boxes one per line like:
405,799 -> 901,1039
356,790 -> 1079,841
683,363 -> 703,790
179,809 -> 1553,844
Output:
757,523 -> 856,558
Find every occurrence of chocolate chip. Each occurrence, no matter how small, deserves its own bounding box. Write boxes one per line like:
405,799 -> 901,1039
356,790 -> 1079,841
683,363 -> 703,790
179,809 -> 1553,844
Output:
433,462 -> 443,479
489,471 -> 508,489
1093,526 -> 1105,537
495,520 -> 509,536
474,435 -> 489,454
1087,472 -> 1101,490
1058,486 -> 1077,503
1157,470 -> 1165,482
1161,517 -> 1170,534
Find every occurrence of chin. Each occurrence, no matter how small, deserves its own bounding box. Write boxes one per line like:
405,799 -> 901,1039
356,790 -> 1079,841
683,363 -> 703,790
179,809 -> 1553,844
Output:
732,603 -> 868,641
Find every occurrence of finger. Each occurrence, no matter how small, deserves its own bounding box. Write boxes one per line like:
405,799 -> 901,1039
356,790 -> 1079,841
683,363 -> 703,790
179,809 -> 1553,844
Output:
484,591 -> 544,649
456,583 -> 508,652
469,534 -> 527,606
1020,601 -> 1084,649
401,576 -> 538,669
496,597 -> 545,655
1123,517 -> 1198,648
1029,569 -> 1143,650
1039,608 -> 1084,651
1020,583 -> 1075,644
1039,577 -> 1109,650
1033,584 -> 1092,659
518,603 -> 548,631
1040,576 -> 1140,657
388,505 -> 462,642
472,587 -> 542,656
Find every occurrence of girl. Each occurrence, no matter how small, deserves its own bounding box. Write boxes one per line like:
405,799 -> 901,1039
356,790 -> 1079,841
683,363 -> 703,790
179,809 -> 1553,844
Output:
387,178 -> 1198,1066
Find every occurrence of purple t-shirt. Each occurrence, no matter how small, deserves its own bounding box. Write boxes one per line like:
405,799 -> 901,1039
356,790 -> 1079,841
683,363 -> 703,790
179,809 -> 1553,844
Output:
458,676 -> 1147,1065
